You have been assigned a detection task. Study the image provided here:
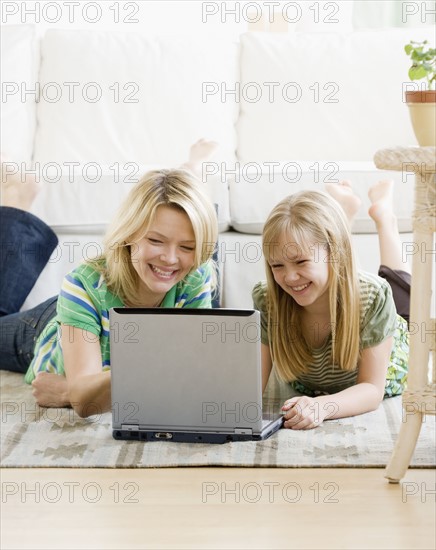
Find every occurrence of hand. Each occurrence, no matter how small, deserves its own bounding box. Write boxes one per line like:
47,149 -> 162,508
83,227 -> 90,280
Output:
281,396 -> 327,430
31,372 -> 70,408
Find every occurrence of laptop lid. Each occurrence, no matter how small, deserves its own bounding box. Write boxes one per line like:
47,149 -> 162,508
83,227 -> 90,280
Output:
110,308 -> 275,436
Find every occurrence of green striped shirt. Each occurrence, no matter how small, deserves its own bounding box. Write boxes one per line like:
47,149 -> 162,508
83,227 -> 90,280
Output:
25,261 -> 214,383
252,271 -> 409,396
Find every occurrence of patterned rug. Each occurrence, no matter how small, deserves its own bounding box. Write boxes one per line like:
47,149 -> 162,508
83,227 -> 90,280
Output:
1,371 -> 434,468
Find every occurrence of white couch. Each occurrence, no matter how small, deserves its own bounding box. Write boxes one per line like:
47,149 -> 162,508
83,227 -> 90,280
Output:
2,24 -> 432,309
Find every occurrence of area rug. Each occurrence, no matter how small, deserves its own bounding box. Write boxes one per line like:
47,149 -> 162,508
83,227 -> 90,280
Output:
1,371 -> 434,468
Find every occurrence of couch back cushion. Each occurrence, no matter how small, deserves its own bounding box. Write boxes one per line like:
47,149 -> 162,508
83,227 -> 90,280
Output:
30,165 -> 231,233
238,28 -> 435,163
228,163 -> 415,234
1,25 -> 37,162
34,30 -> 239,166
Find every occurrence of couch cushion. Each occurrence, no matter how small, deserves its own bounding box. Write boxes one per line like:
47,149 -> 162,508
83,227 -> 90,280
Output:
219,231 -> 414,309
21,231 -> 104,311
34,30 -> 239,166
30,165 -> 230,232
26,165 -> 230,310
238,28 -> 435,163
0,25 -> 37,162
228,162 -> 415,234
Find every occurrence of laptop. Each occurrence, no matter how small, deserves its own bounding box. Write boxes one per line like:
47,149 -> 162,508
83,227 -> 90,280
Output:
109,308 -> 284,443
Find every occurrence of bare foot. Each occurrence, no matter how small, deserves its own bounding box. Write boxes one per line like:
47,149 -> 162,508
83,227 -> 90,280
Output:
368,179 -> 395,225
1,158 -> 42,211
182,138 -> 219,177
325,180 -> 362,225
31,372 -> 70,408
189,138 -> 218,165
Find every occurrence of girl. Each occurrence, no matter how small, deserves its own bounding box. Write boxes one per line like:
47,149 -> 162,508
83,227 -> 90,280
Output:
0,141 -> 218,417
254,180 -> 410,430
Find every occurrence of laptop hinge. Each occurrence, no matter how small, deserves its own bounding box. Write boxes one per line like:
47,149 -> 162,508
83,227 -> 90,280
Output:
121,424 -> 139,431
234,428 -> 253,435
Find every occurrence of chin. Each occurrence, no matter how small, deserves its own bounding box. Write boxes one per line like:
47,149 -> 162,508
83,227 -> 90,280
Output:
148,279 -> 177,291
147,272 -> 183,290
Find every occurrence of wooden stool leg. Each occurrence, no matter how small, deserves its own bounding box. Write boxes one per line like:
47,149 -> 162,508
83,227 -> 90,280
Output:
385,411 -> 423,483
374,148 -> 436,482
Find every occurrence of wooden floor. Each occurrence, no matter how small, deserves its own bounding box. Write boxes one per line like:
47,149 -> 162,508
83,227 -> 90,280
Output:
2,467 -> 435,550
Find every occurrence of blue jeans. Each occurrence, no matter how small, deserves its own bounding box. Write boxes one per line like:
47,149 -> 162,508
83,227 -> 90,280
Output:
0,207 -> 59,373
211,203 -> 220,308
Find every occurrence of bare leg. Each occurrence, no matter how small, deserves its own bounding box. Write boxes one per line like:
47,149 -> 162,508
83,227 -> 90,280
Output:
325,180 -> 362,226
1,157 -> 56,315
327,179 -> 410,323
181,138 -> 218,179
1,159 -> 70,406
0,156 -> 62,391
368,180 -> 410,273
1,158 -> 42,210
1,165 -> 69,405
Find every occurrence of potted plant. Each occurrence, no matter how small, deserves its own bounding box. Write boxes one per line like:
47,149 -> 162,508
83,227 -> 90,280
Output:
404,40 -> 436,146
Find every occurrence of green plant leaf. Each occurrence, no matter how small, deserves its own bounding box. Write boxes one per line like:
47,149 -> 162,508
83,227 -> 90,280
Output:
404,40 -> 436,86
409,65 -> 428,80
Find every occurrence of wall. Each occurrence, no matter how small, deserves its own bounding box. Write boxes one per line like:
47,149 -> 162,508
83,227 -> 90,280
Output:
2,1 -> 434,37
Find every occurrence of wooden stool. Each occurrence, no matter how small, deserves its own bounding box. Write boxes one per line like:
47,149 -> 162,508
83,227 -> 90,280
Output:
374,146 -> 436,483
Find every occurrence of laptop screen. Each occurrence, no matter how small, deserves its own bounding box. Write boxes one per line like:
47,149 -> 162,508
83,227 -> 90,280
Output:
110,308 -> 264,433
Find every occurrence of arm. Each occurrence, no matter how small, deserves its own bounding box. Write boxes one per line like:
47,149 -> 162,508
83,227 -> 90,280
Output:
31,372 -> 70,408
282,337 -> 392,430
62,325 -> 111,418
261,343 -> 273,394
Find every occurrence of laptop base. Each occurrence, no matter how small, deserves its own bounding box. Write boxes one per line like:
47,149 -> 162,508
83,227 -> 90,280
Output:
113,419 -> 283,444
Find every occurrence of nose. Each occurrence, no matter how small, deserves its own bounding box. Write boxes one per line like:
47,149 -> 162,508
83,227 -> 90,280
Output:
160,245 -> 178,264
284,266 -> 299,284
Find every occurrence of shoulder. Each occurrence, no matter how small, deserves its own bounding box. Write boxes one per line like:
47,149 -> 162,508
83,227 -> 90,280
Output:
184,261 -> 213,287
358,270 -> 390,295
170,262 -> 214,308
358,271 -> 393,312
64,261 -> 105,286
252,281 -> 268,312
60,261 -> 108,307
358,270 -> 397,339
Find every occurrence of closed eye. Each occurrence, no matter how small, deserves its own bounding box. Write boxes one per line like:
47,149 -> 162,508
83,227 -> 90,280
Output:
147,238 -> 163,244
180,245 -> 195,251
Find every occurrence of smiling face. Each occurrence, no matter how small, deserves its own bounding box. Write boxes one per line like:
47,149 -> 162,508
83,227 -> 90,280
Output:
129,205 -> 196,306
267,231 -> 331,314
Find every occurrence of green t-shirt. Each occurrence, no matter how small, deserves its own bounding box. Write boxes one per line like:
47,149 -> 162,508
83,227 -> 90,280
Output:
25,261 -> 214,383
252,271 -> 409,397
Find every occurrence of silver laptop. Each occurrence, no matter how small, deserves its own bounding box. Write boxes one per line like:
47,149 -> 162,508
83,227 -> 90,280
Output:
109,308 -> 283,443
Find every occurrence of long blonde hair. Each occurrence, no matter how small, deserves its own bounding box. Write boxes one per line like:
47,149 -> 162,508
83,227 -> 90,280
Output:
262,190 -> 361,379
90,169 -> 218,305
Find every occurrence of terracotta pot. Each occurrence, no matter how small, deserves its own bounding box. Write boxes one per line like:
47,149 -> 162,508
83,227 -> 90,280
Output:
405,90 -> 436,146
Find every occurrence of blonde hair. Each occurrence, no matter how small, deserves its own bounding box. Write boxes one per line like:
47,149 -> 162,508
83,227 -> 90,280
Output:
262,190 -> 361,379
90,169 -> 218,305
